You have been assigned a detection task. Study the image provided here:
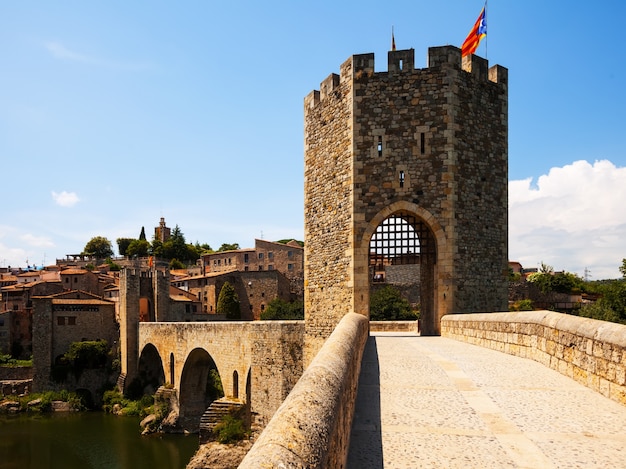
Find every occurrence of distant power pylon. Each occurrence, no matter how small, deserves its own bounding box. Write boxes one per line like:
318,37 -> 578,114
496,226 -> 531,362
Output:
584,267 -> 592,282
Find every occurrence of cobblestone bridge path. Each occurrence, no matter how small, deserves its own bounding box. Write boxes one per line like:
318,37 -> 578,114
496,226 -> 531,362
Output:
348,333 -> 626,468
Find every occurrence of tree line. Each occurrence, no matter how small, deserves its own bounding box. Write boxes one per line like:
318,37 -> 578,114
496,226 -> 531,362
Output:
519,260 -> 626,325
81,225 -> 241,269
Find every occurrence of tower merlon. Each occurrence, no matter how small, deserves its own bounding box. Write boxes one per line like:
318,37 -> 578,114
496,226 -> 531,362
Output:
320,73 -> 340,101
388,48 -> 415,73
428,45 -> 507,86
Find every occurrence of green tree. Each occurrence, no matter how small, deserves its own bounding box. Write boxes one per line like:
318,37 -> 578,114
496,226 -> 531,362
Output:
261,299 -> 304,320
169,258 -> 185,270
139,226 -> 147,241
158,225 -> 200,263
620,259 -> 626,279
195,242 -> 213,254
370,285 -> 416,321
218,243 -> 240,252
527,264 -> 583,294
126,239 -> 151,257
83,236 -> 114,259
217,281 -> 241,320
117,238 -> 135,257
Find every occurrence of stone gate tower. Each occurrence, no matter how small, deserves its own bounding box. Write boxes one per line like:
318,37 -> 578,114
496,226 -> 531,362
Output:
303,46 -> 508,363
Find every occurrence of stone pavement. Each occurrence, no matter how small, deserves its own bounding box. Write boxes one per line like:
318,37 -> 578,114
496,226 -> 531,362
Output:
348,333 -> 626,468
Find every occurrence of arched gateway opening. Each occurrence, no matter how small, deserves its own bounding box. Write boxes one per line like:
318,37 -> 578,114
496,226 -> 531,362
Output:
368,211 -> 437,335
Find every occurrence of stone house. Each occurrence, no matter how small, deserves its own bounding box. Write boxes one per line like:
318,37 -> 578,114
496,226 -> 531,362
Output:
1,278 -> 64,357
32,290 -> 118,392
173,239 -> 304,320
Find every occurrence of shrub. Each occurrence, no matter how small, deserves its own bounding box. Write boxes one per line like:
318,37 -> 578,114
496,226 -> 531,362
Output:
370,285 -> 417,321
260,299 -> 304,320
511,299 -> 533,311
213,415 -> 248,443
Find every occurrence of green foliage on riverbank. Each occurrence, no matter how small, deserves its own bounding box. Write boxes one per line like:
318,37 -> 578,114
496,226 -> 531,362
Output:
213,415 -> 249,443
102,390 -> 155,417
1,390 -> 85,413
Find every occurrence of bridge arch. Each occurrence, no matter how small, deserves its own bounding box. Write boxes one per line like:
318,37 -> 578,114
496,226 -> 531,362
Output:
179,347 -> 224,424
135,343 -> 166,396
360,201 -> 450,335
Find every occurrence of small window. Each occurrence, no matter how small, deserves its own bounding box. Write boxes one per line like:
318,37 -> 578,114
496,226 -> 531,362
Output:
65,277 -> 69,283
420,132 -> 426,154
244,253 -> 249,263
268,265 -> 274,270
258,266 -> 263,271
399,171 -> 405,188
258,252 -> 264,260
68,317 -> 76,326
377,136 -> 383,156
260,304 -> 265,311
288,251 -> 293,258
74,277 -> 78,283
268,252 -> 273,259
288,263 -> 294,271
244,266 -> 249,271
57,317 -> 65,326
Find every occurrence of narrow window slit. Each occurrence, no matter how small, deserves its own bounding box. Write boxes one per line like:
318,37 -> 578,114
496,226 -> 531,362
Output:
420,133 -> 425,154
399,171 -> 405,188
377,136 -> 383,156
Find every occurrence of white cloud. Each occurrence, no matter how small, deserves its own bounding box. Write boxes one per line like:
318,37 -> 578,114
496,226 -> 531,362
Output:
43,41 -> 153,71
52,191 -> 80,207
509,160 -> 626,279
44,42 -> 90,62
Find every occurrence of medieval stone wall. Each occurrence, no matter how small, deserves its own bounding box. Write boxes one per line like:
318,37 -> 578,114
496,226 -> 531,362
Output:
240,313 -> 368,469
304,46 -> 508,361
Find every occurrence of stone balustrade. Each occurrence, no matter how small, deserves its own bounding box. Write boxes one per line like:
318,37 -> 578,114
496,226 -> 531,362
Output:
442,311 -> 626,406
239,312 -> 369,468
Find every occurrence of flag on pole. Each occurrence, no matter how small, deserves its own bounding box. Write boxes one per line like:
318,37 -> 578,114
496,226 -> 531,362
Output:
391,27 -> 396,51
461,6 -> 487,57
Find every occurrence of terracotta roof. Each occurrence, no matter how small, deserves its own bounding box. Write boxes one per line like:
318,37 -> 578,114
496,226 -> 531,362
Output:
60,268 -> 88,275
51,298 -> 113,305
17,271 -> 41,278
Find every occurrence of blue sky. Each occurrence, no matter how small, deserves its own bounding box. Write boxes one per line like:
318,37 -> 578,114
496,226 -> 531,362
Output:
1,1 -> 625,279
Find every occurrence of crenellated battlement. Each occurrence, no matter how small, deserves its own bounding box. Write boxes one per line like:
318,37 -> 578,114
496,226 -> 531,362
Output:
305,45 -> 507,110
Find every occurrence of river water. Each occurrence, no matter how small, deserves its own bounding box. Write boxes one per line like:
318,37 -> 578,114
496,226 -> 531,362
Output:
0,412 -> 199,469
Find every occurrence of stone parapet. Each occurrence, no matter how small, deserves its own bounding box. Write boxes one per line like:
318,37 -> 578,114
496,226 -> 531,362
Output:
369,320 -> 419,333
442,311 -> 626,406
240,313 -> 369,469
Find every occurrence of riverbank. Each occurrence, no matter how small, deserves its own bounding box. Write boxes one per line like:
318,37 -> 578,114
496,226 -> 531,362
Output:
187,425 -> 259,469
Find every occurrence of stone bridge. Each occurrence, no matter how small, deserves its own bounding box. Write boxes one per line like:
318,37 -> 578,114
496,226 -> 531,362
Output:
137,321 -> 304,428
239,311 -> 626,468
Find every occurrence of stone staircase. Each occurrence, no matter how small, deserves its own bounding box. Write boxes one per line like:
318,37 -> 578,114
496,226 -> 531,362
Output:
116,373 -> 126,394
199,397 -> 244,442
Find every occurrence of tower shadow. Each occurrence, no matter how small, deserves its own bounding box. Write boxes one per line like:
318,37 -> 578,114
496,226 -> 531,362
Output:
347,335 -> 383,468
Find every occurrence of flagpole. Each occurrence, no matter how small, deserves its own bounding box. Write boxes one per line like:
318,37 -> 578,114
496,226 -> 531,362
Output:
485,0 -> 488,59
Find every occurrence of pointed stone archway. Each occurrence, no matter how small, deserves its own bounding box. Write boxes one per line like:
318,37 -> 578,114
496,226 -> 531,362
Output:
358,202 -> 450,335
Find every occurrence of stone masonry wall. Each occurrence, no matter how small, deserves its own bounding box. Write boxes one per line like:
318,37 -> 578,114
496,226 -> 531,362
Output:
442,311 -> 626,406
304,46 -> 508,362
304,68 -> 355,365
240,313 -> 369,469
139,320 -> 305,427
